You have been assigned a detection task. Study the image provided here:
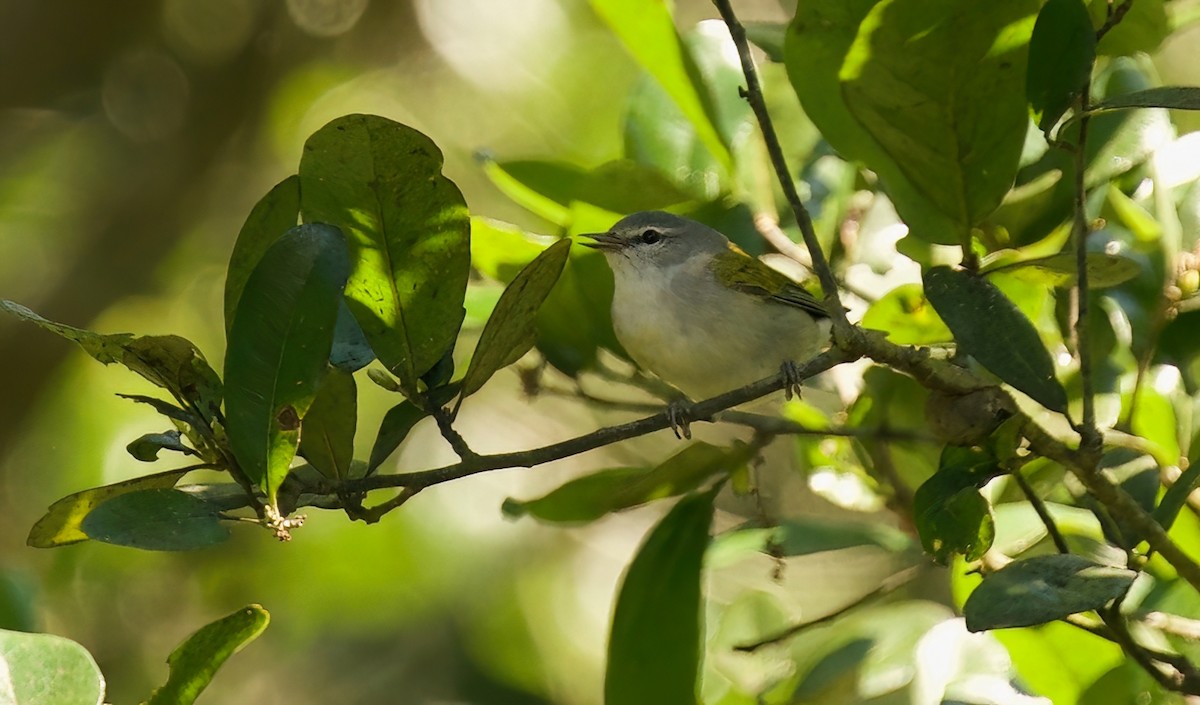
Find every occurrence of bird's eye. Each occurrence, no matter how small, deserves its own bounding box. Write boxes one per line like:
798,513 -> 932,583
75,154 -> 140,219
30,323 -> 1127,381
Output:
639,229 -> 662,244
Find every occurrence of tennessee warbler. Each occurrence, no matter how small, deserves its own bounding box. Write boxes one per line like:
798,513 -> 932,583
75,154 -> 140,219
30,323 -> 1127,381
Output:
584,211 -> 830,401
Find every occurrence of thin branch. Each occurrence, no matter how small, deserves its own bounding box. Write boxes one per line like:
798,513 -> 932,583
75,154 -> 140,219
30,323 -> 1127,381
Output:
1097,0 -> 1135,41
1070,84 -> 1101,453
734,564 -> 922,651
430,404 -> 477,461
712,0 -> 854,346
340,349 -> 854,496
1012,469 -> 1071,554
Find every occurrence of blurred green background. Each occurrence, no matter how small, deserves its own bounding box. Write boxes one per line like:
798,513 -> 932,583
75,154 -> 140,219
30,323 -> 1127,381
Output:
0,1 -> 798,703
5,1 -> 1200,703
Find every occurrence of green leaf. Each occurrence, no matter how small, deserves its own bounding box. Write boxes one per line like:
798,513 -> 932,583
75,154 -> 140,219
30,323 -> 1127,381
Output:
917,445 -> 1003,562
964,554 -> 1136,631
224,175 -> 300,334
329,300 -> 374,372
367,401 -> 428,474
0,629 -> 104,705
0,302 -> 223,424
126,431 -> 198,462
504,442 -> 748,524
483,159 -> 694,220
788,0 -> 1037,246
223,223 -> 349,506
298,368 -> 357,481
460,240 -> 572,400
744,21 -> 786,62
298,114 -> 470,396
589,0 -> 731,172
27,468 -> 191,548
536,239 -> 621,376
146,605 -> 269,705
981,252 -> 1141,288
1090,86 -> 1200,114
861,283 -> 952,345
470,218 -> 548,284
1027,0 -> 1096,132
81,488 -> 230,551
605,486 -> 718,705
924,266 -> 1067,412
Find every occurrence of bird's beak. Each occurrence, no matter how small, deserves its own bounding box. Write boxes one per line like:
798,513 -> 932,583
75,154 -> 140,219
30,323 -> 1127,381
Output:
581,232 -> 622,250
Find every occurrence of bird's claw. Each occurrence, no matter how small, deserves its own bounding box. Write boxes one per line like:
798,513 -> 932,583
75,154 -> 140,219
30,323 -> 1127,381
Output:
781,360 -> 805,401
666,399 -> 693,440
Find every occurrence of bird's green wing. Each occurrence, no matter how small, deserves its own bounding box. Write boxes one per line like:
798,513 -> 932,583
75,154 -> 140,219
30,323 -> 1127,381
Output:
716,248 -> 828,318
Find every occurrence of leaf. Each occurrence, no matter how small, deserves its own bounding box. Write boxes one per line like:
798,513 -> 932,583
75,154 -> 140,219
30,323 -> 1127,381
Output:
0,629 -> 104,705
482,159 -> 694,221
0,302 -> 223,423
298,368 -> 356,481
329,300 -> 374,372
1090,86 -> 1200,114
861,283 -> 952,345
1027,0 -> 1096,132
981,252 -> 1141,288
589,0 -> 731,172
298,114 -> 470,396
460,240 -> 572,400
223,223 -> 349,506
504,442 -> 747,524
223,175 -> 300,334
126,430 -> 198,462
81,488 -> 230,551
536,240 -> 621,376
363,384 -> 453,477
924,266 -> 1067,412
788,0 -> 1038,245
744,21 -> 786,62
27,468 -> 191,548
146,605 -> 269,705
964,554 -> 1136,631
605,486 -> 718,705
913,446 -> 1002,564
470,218 -> 549,284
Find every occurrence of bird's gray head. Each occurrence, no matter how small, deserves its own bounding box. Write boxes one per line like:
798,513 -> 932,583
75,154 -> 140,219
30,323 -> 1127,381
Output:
583,211 -> 729,271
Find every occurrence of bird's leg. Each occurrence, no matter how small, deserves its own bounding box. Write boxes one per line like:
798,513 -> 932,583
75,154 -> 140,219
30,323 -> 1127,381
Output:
666,398 -> 694,440
780,360 -> 805,400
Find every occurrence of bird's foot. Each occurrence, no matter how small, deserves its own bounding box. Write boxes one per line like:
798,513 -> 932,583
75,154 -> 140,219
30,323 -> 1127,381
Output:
666,398 -> 694,440
781,360 -> 805,400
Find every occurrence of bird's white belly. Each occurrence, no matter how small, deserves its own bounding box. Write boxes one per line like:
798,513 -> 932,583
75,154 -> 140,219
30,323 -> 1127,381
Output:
610,266 -> 823,400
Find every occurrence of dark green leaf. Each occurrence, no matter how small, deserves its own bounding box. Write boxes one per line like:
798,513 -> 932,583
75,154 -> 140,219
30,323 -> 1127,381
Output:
914,475 -> 994,564
770,518 -> 915,556
964,554 -> 1136,631
27,468 -> 191,548
223,175 -> 300,334
0,629 -> 104,705
0,302 -> 223,424
367,401 -> 427,474
81,488 -> 230,551
329,300 -> 374,372
298,368 -> 357,480
504,442 -> 747,524
1090,86 -> 1200,114
589,0 -> 731,171
126,430 -> 198,462
861,283 -> 952,345
536,244 -> 621,376
147,605 -> 269,705
299,114 -> 470,395
605,486 -> 718,705
981,252 -> 1141,288
924,266 -> 1067,412
1027,0 -> 1096,132
460,240 -> 572,399
788,0 -> 1037,245
223,223 -> 349,506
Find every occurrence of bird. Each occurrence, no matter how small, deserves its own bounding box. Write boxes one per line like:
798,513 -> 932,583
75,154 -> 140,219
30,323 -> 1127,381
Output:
584,211 -> 830,431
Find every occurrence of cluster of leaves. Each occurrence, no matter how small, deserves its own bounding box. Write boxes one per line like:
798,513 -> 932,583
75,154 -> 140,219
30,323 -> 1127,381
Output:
7,0 -> 1200,702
